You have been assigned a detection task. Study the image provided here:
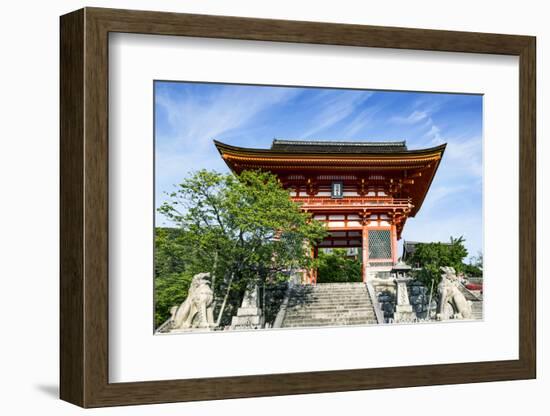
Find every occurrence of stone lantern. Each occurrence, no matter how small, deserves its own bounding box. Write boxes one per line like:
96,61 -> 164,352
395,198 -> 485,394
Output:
391,261 -> 415,323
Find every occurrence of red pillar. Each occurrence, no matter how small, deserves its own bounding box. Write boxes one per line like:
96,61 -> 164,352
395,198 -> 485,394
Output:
391,224 -> 398,265
362,225 -> 368,282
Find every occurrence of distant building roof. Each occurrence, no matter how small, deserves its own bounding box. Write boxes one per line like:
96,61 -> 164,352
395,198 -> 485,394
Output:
270,139 -> 408,154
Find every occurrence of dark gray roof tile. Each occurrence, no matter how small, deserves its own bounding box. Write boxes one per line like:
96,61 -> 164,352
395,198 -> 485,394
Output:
270,139 -> 408,154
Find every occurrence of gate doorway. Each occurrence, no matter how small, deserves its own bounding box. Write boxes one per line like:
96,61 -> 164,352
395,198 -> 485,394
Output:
317,248 -> 362,283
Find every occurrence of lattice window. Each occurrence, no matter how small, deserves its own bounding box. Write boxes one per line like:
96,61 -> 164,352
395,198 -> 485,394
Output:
368,230 -> 392,259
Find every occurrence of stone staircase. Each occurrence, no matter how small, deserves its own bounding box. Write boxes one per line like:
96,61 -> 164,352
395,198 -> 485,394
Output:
457,284 -> 483,320
470,301 -> 483,320
281,282 -> 378,328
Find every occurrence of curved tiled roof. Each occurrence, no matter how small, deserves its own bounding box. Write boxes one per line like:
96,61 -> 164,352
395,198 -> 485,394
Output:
215,139 -> 445,158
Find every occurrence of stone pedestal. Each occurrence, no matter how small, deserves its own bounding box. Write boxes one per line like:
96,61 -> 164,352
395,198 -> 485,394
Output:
231,286 -> 265,330
393,277 -> 416,323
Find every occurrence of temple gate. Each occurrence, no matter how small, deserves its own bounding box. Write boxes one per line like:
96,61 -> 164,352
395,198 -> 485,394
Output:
215,139 -> 445,284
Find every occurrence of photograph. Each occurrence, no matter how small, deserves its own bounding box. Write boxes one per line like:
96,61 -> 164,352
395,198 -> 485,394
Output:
153,81 -> 484,333
51,5 -> 537,410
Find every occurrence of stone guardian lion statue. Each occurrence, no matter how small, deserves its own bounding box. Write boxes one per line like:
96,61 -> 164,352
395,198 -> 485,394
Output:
436,267 -> 472,320
170,272 -> 215,330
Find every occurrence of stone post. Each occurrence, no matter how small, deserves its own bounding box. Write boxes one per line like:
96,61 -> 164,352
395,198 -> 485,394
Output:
230,285 -> 265,330
393,276 -> 415,323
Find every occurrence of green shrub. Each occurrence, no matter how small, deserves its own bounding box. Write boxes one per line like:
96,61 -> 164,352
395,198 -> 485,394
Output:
317,249 -> 362,283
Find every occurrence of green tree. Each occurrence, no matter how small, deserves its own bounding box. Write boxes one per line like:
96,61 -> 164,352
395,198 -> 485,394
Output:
156,169 -> 327,327
154,228 -> 195,327
317,249 -> 362,283
471,251 -> 483,269
462,251 -> 483,277
463,251 -> 483,277
405,236 -> 468,290
462,262 -> 482,277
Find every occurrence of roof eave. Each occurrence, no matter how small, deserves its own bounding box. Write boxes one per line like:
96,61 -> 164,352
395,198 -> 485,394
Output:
214,139 -> 447,158
409,142 -> 447,216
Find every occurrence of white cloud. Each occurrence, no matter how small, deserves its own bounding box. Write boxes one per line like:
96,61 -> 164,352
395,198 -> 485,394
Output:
421,184 -> 470,210
156,85 -> 298,153
391,110 -> 429,124
300,91 -> 373,138
389,105 -> 446,146
444,135 -> 483,177
425,123 -> 444,145
341,103 -> 384,137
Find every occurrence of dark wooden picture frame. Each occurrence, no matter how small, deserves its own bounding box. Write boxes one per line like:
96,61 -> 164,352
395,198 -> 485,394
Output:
60,7 -> 536,408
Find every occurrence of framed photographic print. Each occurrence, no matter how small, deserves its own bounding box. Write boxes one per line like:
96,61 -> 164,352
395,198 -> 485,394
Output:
60,7 -> 536,408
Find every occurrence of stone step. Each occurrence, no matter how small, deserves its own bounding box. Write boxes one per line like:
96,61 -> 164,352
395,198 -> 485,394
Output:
296,286 -> 366,291
290,293 -> 369,298
283,309 -> 375,319
307,283 -> 365,287
290,292 -> 371,297
471,302 -> 483,319
285,316 -> 377,323
289,299 -> 370,305
286,304 -> 373,310
283,322 -> 377,328
281,283 -> 377,328
287,301 -> 372,308
286,305 -> 374,311
292,285 -> 365,290
289,295 -> 370,300
300,285 -> 365,289
283,318 -> 377,327
286,303 -> 373,309
289,294 -> 371,299
310,289 -> 366,292
293,286 -> 366,290
290,292 -> 369,298
286,306 -> 373,314
284,323 -> 377,328
289,296 -> 370,300
284,312 -> 376,320
297,299 -> 369,304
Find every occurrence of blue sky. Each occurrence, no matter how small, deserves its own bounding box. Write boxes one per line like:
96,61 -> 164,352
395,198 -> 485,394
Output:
155,81 -> 483,261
